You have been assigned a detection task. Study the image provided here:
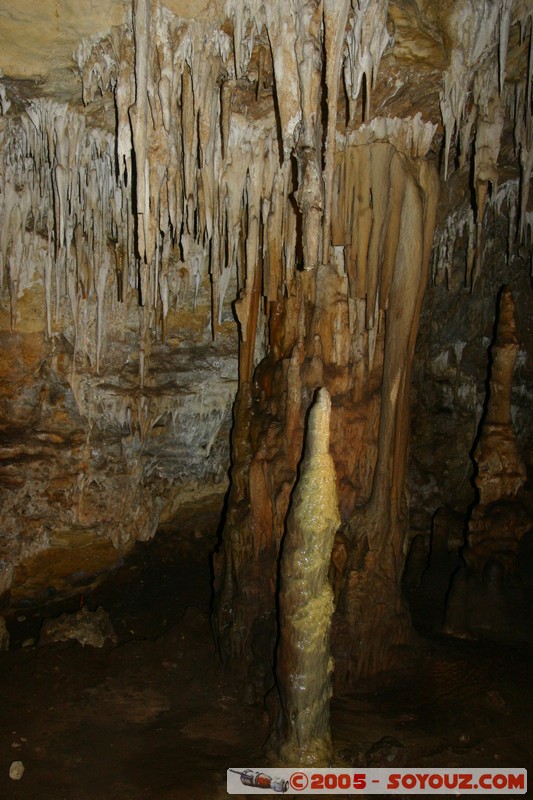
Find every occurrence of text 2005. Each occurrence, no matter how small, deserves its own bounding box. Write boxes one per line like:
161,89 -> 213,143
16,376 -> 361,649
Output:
309,773 -> 367,790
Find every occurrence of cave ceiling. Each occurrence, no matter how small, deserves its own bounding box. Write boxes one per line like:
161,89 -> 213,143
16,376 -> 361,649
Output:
0,0 -> 531,610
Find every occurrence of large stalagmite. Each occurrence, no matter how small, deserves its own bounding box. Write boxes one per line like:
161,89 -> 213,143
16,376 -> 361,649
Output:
214,132 -> 440,686
276,387 -> 340,765
469,287 -> 526,517
0,0 -> 531,678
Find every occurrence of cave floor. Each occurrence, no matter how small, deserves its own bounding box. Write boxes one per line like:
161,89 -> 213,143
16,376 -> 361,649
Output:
0,507 -> 531,800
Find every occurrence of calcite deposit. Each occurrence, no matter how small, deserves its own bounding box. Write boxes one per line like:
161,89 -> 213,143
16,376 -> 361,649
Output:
276,388 -> 340,765
0,1 -> 531,761
445,287 -> 532,640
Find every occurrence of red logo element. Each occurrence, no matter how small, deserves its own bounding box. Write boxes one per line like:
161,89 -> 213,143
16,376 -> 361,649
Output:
290,772 -> 309,791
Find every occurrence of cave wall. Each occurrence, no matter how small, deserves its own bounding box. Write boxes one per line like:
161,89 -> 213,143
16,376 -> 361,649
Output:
0,271 -> 237,603
409,184 -> 533,561
0,0 -> 240,603
0,0 -> 531,679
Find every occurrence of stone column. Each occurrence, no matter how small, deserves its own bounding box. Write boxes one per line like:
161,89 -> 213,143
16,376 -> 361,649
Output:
276,387 -> 340,765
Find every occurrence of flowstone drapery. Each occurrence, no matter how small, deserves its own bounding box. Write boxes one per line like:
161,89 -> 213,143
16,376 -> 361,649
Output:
213,135 -> 439,688
0,0 -> 531,690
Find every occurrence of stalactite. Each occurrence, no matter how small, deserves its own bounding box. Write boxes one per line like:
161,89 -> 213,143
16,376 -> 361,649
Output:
0,97 -> 129,370
322,0 -> 350,266
343,0 -> 390,123
436,0 -> 532,282
263,1 -> 301,160
3,0 -> 520,360
514,12 -> 533,243
225,0 -> 263,80
130,0 -> 152,267
439,0 -> 500,182
74,31 -> 118,105
1,0 -> 530,677
0,1 -> 524,381
0,82 -> 11,116
432,175 -> 525,288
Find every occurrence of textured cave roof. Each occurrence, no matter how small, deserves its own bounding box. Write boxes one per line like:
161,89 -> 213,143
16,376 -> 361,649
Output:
0,0 -> 214,100
0,0 -> 527,150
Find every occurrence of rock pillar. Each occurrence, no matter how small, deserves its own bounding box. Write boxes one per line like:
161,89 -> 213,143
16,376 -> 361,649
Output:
276,387 -> 340,765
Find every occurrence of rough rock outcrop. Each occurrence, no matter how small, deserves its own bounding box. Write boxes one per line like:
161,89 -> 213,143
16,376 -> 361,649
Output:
445,287 -> 532,641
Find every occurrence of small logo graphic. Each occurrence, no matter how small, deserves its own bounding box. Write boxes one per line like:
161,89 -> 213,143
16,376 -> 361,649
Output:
290,771 -> 309,791
229,769 -> 289,793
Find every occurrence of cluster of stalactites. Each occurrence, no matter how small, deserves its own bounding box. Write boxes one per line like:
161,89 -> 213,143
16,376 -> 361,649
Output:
62,3 -> 307,345
5,0 -> 529,369
223,0 -> 391,270
0,0 -> 396,376
431,179 -> 524,288
438,0 -> 533,284
0,99 -> 129,369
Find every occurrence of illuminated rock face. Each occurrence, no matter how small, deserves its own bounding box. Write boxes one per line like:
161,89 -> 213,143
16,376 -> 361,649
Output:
0,1 -> 531,678
276,388 -> 339,766
213,136 -> 440,685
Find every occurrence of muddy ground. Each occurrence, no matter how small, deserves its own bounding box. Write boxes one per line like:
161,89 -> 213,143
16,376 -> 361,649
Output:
1,505 -> 531,799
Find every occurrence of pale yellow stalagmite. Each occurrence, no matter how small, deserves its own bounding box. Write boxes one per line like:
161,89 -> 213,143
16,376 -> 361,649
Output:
276,387 -> 340,765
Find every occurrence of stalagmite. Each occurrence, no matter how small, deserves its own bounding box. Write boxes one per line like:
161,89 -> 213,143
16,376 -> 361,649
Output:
276,387 -> 340,765
469,287 -> 526,513
445,288 -> 530,640
0,0 -> 530,679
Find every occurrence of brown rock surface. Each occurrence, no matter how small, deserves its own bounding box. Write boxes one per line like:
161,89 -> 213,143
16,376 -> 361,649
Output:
0,0 -> 531,676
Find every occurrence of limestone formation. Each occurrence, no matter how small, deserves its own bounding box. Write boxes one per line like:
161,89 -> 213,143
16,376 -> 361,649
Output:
467,287 -> 528,574
445,287 -> 531,640
276,387 -> 340,765
469,288 -> 526,516
0,0 -> 531,690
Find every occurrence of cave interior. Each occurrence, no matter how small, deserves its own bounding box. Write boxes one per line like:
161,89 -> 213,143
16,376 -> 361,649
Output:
0,0 -> 532,797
